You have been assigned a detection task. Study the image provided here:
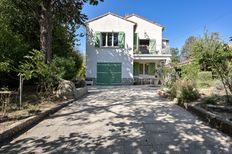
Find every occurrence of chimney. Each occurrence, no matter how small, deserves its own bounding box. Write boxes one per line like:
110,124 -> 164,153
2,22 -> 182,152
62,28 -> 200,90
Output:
125,14 -> 130,18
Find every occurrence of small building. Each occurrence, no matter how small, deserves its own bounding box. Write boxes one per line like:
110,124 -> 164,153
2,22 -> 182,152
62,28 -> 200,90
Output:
85,12 -> 171,85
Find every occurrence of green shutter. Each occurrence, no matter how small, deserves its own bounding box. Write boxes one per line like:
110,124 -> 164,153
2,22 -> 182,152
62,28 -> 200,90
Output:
133,62 -> 139,75
118,32 -> 125,48
133,33 -> 139,52
95,32 -> 101,48
148,63 -> 156,75
149,39 -> 156,53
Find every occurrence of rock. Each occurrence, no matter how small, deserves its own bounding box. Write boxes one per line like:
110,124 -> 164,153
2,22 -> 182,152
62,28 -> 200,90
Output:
73,79 -> 86,88
55,80 -> 77,100
173,98 -> 178,103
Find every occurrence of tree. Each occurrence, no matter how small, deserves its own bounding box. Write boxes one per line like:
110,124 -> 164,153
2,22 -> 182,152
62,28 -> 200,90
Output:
181,36 -> 198,60
0,0 -> 87,87
14,0 -> 103,64
170,48 -> 180,64
193,32 -> 232,103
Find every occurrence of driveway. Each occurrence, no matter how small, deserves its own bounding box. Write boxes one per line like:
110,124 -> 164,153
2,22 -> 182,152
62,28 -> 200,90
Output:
1,86 -> 232,154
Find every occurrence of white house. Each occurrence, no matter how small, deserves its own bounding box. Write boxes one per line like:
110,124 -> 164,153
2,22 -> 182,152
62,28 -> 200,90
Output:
85,12 -> 171,85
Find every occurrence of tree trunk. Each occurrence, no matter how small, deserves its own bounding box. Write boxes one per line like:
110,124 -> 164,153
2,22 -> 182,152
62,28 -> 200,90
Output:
39,0 -> 53,64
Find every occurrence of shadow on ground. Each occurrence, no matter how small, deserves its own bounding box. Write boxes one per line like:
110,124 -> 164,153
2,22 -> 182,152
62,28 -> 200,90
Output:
1,86 -> 231,154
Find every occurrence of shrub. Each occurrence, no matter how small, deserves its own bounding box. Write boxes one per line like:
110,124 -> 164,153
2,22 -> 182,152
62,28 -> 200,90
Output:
52,56 -> 78,80
197,71 -> 213,88
180,63 -> 199,80
176,80 -> 199,104
198,71 -> 212,81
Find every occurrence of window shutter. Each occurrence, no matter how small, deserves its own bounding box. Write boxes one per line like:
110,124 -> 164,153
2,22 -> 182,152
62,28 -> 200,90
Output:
149,39 -> 156,53
148,63 -> 156,75
133,33 -> 139,52
95,32 -> 101,48
118,32 -> 125,48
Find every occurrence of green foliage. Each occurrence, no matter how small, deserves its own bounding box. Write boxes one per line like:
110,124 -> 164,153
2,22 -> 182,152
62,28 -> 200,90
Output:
181,36 -> 198,60
192,32 -> 232,103
197,71 -> 214,88
180,62 -> 199,80
0,0 -> 85,87
166,80 -> 199,103
0,62 -> 10,72
77,65 -> 86,79
170,48 -> 180,64
52,56 -> 78,80
19,50 -> 64,92
198,71 -> 212,81
176,80 -> 199,103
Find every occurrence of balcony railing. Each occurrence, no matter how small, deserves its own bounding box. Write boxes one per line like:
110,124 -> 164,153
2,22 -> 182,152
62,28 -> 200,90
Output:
134,46 -> 170,55
161,47 -> 171,54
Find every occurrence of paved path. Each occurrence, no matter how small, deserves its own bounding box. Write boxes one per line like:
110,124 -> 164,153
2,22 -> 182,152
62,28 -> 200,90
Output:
1,86 -> 232,154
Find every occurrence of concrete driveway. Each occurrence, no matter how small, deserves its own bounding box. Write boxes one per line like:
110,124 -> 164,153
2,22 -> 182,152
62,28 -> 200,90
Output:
1,86 -> 232,154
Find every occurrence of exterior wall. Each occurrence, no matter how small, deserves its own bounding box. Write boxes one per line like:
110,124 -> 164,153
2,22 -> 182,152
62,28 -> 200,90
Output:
126,16 -> 163,52
86,14 -> 134,83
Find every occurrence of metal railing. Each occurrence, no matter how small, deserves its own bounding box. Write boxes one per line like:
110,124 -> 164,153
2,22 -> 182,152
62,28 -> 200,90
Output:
134,46 -> 170,55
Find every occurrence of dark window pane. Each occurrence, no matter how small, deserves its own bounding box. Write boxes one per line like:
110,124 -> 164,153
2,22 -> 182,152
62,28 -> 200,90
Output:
145,64 -> 149,74
114,33 -> 118,46
101,33 -> 106,46
139,64 -> 143,74
107,33 -> 112,46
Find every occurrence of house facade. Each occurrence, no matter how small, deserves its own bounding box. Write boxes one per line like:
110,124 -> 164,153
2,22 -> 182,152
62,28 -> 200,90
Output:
85,12 -> 171,85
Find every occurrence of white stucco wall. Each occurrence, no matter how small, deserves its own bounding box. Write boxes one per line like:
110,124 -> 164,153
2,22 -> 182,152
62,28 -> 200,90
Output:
126,16 -> 163,52
86,14 -> 134,79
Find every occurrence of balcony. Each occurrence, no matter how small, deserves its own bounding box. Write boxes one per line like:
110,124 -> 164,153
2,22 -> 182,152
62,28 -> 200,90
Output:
138,45 -> 149,54
134,46 -> 171,55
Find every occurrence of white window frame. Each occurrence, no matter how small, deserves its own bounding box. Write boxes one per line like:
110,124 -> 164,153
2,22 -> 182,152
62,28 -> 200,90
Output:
101,32 -> 119,47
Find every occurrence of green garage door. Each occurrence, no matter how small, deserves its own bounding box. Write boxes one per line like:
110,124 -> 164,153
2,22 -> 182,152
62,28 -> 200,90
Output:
97,63 -> 122,85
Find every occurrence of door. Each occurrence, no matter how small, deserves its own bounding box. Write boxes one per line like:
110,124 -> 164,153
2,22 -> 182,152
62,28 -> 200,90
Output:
97,63 -> 122,85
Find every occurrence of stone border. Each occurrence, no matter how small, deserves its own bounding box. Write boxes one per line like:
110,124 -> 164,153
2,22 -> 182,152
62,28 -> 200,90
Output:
0,87 -> 88,147
180,102 -> 232,137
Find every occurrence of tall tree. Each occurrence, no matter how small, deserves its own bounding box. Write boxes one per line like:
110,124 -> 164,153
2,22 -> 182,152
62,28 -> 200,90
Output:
181,36 -> 198,60
14,0 -> 103,63
170,48 -> 180,64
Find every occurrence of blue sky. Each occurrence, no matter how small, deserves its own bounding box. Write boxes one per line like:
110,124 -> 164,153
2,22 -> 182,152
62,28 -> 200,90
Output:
76,0 -> 232,53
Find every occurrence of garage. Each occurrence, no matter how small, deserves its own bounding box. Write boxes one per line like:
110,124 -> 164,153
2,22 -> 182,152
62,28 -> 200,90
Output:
97,63 -> 122,85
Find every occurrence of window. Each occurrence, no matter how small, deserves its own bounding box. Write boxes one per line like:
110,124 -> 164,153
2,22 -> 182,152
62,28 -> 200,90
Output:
107,33 -> 112,46
139,64 -> 143,74
145,64 -> 149,75
101,32 -> 119,47
114,33 -> 118,46
101,33 -> 106,47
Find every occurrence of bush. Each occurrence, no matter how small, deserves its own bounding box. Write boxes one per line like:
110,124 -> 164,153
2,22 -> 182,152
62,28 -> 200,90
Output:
198,71 -> 212,81
197,71 -> 213,88
180,63 -> 199,80
52,56 -> 78,80
165,79 -> 199,103
176,80 -> 199,104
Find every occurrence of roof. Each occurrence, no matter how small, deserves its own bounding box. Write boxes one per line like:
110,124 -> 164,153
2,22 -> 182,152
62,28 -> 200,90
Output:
85,12 -> 137,25
125,14 -> 165,30
162,38 -> 169,41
